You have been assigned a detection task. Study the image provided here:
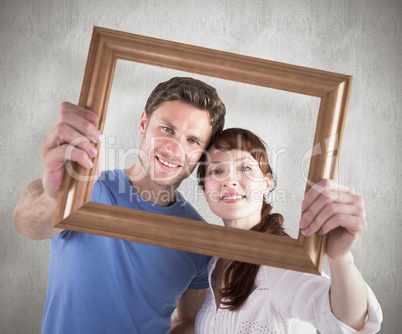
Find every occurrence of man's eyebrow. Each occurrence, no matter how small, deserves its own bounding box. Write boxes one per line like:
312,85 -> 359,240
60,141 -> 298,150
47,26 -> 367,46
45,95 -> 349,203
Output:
162,120 -> 177,131
191,135 -> 207,144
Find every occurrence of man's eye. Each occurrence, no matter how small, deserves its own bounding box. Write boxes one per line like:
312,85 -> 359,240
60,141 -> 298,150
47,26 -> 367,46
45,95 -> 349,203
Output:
188,138 -> 199,145
163,127 -> 173,133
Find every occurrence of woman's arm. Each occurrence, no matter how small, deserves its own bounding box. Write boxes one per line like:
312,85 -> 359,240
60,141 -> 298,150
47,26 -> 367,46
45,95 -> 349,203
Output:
300,179 -> 369,330
327,252 -> 368,329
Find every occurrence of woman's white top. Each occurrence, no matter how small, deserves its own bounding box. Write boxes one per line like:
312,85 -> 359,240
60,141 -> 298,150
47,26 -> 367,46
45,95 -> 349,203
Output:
195,257 -> 382,334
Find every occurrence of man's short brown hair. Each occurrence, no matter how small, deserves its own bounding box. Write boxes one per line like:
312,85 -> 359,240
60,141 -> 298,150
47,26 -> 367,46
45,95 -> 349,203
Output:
144,77 -> 226,142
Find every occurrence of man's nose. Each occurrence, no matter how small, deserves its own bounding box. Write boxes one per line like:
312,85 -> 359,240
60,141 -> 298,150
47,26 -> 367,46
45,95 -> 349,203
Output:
161,137 -> 184,160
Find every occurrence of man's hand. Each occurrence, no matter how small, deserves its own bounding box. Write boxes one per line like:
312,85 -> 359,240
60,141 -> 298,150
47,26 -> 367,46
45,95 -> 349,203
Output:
41,102 -> 100,200
299,179 -> 367,260
13,102 -> 99,240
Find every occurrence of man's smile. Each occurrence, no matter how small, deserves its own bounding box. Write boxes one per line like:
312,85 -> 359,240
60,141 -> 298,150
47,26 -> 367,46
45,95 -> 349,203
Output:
156,156 -> 182,169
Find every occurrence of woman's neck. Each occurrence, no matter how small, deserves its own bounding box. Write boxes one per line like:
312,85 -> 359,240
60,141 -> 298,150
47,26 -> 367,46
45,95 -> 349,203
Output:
222,210 -> 262,230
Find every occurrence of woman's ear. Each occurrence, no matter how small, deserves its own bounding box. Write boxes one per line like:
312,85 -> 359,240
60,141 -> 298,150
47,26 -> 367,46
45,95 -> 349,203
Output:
265,174 -> 272,191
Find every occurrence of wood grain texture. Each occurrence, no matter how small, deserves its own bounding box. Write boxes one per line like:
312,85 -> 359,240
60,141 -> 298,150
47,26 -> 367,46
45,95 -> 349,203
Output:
54,26 -> 352,275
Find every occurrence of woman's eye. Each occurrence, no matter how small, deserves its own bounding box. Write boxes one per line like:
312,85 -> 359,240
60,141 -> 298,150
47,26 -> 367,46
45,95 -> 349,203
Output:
210,169 -> 222,175
239,166 -> 251,171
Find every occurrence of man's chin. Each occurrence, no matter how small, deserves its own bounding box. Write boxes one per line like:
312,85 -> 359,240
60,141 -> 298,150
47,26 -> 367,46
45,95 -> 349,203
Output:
150,166 -> 194,187
150,175 -> 186,188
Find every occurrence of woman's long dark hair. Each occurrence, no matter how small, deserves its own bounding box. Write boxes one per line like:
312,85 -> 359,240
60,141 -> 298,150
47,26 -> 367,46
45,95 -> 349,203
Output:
197,128 -> 287,311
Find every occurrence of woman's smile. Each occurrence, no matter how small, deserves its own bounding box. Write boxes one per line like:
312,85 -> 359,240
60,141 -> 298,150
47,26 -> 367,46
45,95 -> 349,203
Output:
220,192 -> 246,203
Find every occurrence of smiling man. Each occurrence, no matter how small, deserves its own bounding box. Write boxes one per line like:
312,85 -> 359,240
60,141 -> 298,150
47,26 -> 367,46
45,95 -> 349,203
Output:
13,77 -> 226,334
129,100 -> 212,206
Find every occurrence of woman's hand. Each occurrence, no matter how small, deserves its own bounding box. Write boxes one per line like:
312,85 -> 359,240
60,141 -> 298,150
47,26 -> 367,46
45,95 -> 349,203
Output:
299,179 -> 367,260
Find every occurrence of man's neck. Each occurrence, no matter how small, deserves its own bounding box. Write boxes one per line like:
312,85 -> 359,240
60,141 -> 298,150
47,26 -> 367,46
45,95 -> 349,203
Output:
125,163 -> 179,207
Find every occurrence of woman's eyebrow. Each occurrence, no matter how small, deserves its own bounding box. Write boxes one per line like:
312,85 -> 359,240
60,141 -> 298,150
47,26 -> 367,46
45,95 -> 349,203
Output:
209,157 -> 250,165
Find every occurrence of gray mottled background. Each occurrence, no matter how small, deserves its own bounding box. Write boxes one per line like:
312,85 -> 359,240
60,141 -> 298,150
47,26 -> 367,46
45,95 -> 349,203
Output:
1,0 -> 401,333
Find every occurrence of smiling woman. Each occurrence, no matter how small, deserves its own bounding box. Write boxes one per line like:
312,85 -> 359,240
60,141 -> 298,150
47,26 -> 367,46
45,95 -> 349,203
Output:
194,128 -> 382,333
199,128 -> 272,230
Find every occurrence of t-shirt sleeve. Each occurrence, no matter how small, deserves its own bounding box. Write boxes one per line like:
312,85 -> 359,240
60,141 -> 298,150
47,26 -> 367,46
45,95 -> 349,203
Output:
269,269 -> 382,333
187,256 -> 210,290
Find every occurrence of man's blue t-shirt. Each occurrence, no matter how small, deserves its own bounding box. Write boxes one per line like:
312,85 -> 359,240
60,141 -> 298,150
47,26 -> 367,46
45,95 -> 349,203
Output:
42,169 -> 211,334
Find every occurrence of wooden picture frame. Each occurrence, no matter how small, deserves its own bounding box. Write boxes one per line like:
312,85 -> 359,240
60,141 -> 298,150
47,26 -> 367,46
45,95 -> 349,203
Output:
54,26 -> 352,275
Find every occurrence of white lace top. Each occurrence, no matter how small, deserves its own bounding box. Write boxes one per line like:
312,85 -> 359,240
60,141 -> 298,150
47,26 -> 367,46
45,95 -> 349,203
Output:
195,257 -> 382,334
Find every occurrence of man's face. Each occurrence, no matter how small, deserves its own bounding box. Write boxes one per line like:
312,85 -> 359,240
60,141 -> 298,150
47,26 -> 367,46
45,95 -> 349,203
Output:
138,100 -> 212,187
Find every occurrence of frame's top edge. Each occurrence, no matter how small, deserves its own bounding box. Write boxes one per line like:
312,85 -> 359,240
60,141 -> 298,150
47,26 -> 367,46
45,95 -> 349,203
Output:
91,26 -> 352,82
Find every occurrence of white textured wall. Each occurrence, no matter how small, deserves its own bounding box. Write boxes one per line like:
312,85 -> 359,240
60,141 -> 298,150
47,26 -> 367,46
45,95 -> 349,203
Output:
1,0 -> 400,333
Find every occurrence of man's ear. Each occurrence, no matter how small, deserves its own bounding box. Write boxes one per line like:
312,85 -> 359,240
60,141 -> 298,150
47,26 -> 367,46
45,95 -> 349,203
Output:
139,110 -> 147,137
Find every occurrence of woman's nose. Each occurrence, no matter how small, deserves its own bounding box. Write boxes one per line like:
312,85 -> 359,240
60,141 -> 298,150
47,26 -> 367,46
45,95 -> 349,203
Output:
222,171 -> 238,187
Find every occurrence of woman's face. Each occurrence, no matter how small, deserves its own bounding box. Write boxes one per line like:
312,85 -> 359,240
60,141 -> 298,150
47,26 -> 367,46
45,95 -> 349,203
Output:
203,147 -> 270,228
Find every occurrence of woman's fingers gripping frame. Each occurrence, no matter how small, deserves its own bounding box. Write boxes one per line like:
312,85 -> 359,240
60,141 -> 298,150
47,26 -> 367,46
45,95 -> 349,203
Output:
299,180 -> 365,236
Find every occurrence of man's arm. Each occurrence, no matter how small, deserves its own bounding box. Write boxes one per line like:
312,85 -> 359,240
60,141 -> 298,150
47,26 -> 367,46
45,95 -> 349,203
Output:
13,102 -> 99,240
13,178 -> 62,240
170,288 -> 208,334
